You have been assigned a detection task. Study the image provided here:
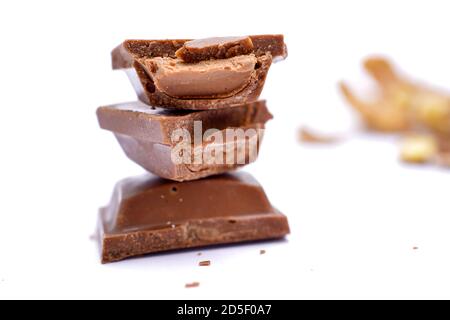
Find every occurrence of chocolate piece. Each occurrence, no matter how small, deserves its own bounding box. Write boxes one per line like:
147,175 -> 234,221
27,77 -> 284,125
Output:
97,101 -> 272,181
199,260 -> 211,267
97,100 -> 272,145
175,36 -> 254,63
98,172 -> 290,263
185,282 -> 200,288
112,35 -> 287,110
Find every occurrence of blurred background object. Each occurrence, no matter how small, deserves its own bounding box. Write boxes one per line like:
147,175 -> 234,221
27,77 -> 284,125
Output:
339,57 -> 450,167
300,56 -> 450,168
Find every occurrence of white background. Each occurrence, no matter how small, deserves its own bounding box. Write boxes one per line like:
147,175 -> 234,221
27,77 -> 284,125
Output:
1,0 -> 450,299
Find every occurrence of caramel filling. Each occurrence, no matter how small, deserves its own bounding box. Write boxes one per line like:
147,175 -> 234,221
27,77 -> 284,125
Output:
143,55 -> 257,99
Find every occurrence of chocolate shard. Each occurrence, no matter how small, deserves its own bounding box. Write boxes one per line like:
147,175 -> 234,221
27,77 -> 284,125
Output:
97,100 -> 272,181
111,35 -> 287,110
98,172 -> 290,263
175,36 -> 255,63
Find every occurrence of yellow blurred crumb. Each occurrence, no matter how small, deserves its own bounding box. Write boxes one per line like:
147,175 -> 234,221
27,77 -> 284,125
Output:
400,135 -> 438,164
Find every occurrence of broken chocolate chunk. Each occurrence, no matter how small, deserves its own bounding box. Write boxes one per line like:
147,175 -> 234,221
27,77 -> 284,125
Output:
175,36 -> 254,63
97,100 -> 272,181
112,35 -> 287,110
98,172 -> 290,263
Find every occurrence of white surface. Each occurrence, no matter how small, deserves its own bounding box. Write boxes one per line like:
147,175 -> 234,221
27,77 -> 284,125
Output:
1,0 -> 450,299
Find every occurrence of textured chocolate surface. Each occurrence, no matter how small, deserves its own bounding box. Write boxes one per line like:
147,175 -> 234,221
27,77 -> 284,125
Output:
175,36 -> 255,63
98,172 -> 290,263
112,35 -> 287,69
97,101 -> 272,181
112,35 -> 287,110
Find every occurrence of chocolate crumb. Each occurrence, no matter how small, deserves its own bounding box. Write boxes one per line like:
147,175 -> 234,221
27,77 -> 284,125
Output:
199,260 -> 211,267
260,250 -> 266,255
197,252 -> 202,256
413,246 -> 419,250
185,282 -> 200,289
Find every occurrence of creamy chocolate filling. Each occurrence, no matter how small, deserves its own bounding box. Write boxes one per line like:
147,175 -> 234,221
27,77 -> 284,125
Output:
142,54 -> 258,99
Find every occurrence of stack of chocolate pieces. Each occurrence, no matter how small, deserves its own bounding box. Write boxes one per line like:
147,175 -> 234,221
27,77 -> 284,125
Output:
97,35 -> 290,263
